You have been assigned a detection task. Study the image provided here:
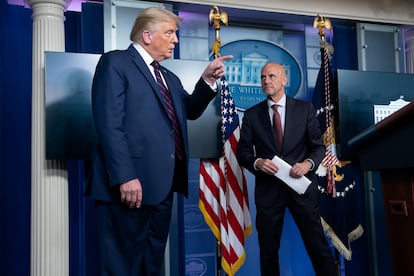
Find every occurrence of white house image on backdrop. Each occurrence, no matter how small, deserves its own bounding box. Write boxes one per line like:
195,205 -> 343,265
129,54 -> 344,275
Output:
374,96 -> 410,123
225,51 -> 292,88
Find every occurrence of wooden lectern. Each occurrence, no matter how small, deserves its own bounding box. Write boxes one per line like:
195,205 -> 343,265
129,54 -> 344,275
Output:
348,102 -> 414,276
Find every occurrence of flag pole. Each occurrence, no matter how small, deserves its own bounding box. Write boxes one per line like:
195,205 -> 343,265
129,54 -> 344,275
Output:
313,14 -> 341,276
209,5 -> 228,59
209,6 -> 228,276
216,240 -> 222,276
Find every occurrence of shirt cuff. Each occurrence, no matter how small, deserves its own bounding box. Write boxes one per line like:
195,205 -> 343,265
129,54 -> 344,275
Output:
305,158 -> 315,171
204,79 -> 217,91
253,158 -> 262,170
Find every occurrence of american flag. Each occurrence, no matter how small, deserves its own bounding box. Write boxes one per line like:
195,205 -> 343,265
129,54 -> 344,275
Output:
199,76 -> 252,275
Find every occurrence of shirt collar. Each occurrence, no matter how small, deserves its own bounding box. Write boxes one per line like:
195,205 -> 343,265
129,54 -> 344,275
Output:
132,43 -> 153,66
267,94 -> 286,109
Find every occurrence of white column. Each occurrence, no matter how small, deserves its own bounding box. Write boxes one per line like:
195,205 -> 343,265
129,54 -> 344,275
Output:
405,26 -> 414,73
26,0 -> 71,275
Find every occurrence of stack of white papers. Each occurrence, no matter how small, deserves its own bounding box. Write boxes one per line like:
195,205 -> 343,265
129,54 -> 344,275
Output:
271,155 -> 311,194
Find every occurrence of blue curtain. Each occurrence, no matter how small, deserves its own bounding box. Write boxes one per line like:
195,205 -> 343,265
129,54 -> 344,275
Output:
0,3 -> 103,275
65,4 -> 103,276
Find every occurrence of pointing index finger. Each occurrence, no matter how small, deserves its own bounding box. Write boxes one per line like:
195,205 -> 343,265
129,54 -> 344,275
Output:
217,55 -> 233,62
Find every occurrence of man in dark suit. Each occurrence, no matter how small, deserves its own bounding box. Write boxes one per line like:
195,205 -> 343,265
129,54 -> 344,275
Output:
86,7 -> 231,275
236,62 -> 336,275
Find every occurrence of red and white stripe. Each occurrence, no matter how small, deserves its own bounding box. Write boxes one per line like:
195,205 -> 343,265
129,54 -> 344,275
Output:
199,77 -> 252,275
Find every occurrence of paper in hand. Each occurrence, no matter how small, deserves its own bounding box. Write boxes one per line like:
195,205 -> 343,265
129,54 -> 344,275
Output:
271,155 -> 312,194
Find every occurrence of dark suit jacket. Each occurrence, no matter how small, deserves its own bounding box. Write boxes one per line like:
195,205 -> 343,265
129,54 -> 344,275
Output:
236,97 -> 325,199
86,44 -> 216,205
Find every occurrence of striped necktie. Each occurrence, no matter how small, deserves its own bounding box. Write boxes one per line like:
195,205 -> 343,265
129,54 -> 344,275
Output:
151,61 -> 184,160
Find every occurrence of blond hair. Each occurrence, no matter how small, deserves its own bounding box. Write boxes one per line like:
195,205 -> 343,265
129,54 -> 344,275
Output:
129,7 -> 182,43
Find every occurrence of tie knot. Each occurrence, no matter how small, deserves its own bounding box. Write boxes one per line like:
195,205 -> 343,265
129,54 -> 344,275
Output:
272,104 -> 279,111
151,60 -> 160,68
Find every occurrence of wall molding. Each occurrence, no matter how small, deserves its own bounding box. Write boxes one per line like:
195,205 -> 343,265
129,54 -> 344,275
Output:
170,0 -> 414,25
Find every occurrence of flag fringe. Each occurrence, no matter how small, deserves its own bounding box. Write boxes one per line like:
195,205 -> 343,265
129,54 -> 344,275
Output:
243,222 -> 253,239
320,217 -> 364,261
199,200 -> 221,242
348,223 -> 364,243
199,196 -> 253,276
221,250 -> 247,276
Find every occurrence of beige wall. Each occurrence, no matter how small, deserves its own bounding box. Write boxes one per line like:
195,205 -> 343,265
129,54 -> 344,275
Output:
170,0 -> 414,25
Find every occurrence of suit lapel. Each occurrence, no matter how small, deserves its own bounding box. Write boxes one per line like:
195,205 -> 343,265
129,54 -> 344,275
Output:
283,97 -> 297,151
257,101 -> 279,151
127,45 -> 175,117
127,45 -> 159,92
127,45 -> 187,131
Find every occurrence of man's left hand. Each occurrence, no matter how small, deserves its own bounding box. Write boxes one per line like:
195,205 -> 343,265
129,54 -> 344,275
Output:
289,161 -> 312,178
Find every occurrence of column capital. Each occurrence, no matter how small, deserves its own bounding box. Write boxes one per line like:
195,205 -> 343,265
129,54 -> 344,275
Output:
25,0 -> 71,11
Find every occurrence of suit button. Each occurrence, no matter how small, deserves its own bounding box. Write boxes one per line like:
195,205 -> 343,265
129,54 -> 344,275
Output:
170,153 -> 175,159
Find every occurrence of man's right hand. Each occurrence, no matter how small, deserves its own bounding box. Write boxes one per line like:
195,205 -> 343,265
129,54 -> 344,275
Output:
120,179 -> 142,208
256,158 -> 279,175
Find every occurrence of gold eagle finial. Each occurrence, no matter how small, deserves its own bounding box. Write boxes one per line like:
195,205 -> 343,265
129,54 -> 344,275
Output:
209,6 -> 228,58
313,14 -> 332,41
209,6 -> 228,30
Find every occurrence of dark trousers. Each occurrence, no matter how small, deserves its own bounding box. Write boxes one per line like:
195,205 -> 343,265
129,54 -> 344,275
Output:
95,190 -> 174,276
255,181 -> 336,276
